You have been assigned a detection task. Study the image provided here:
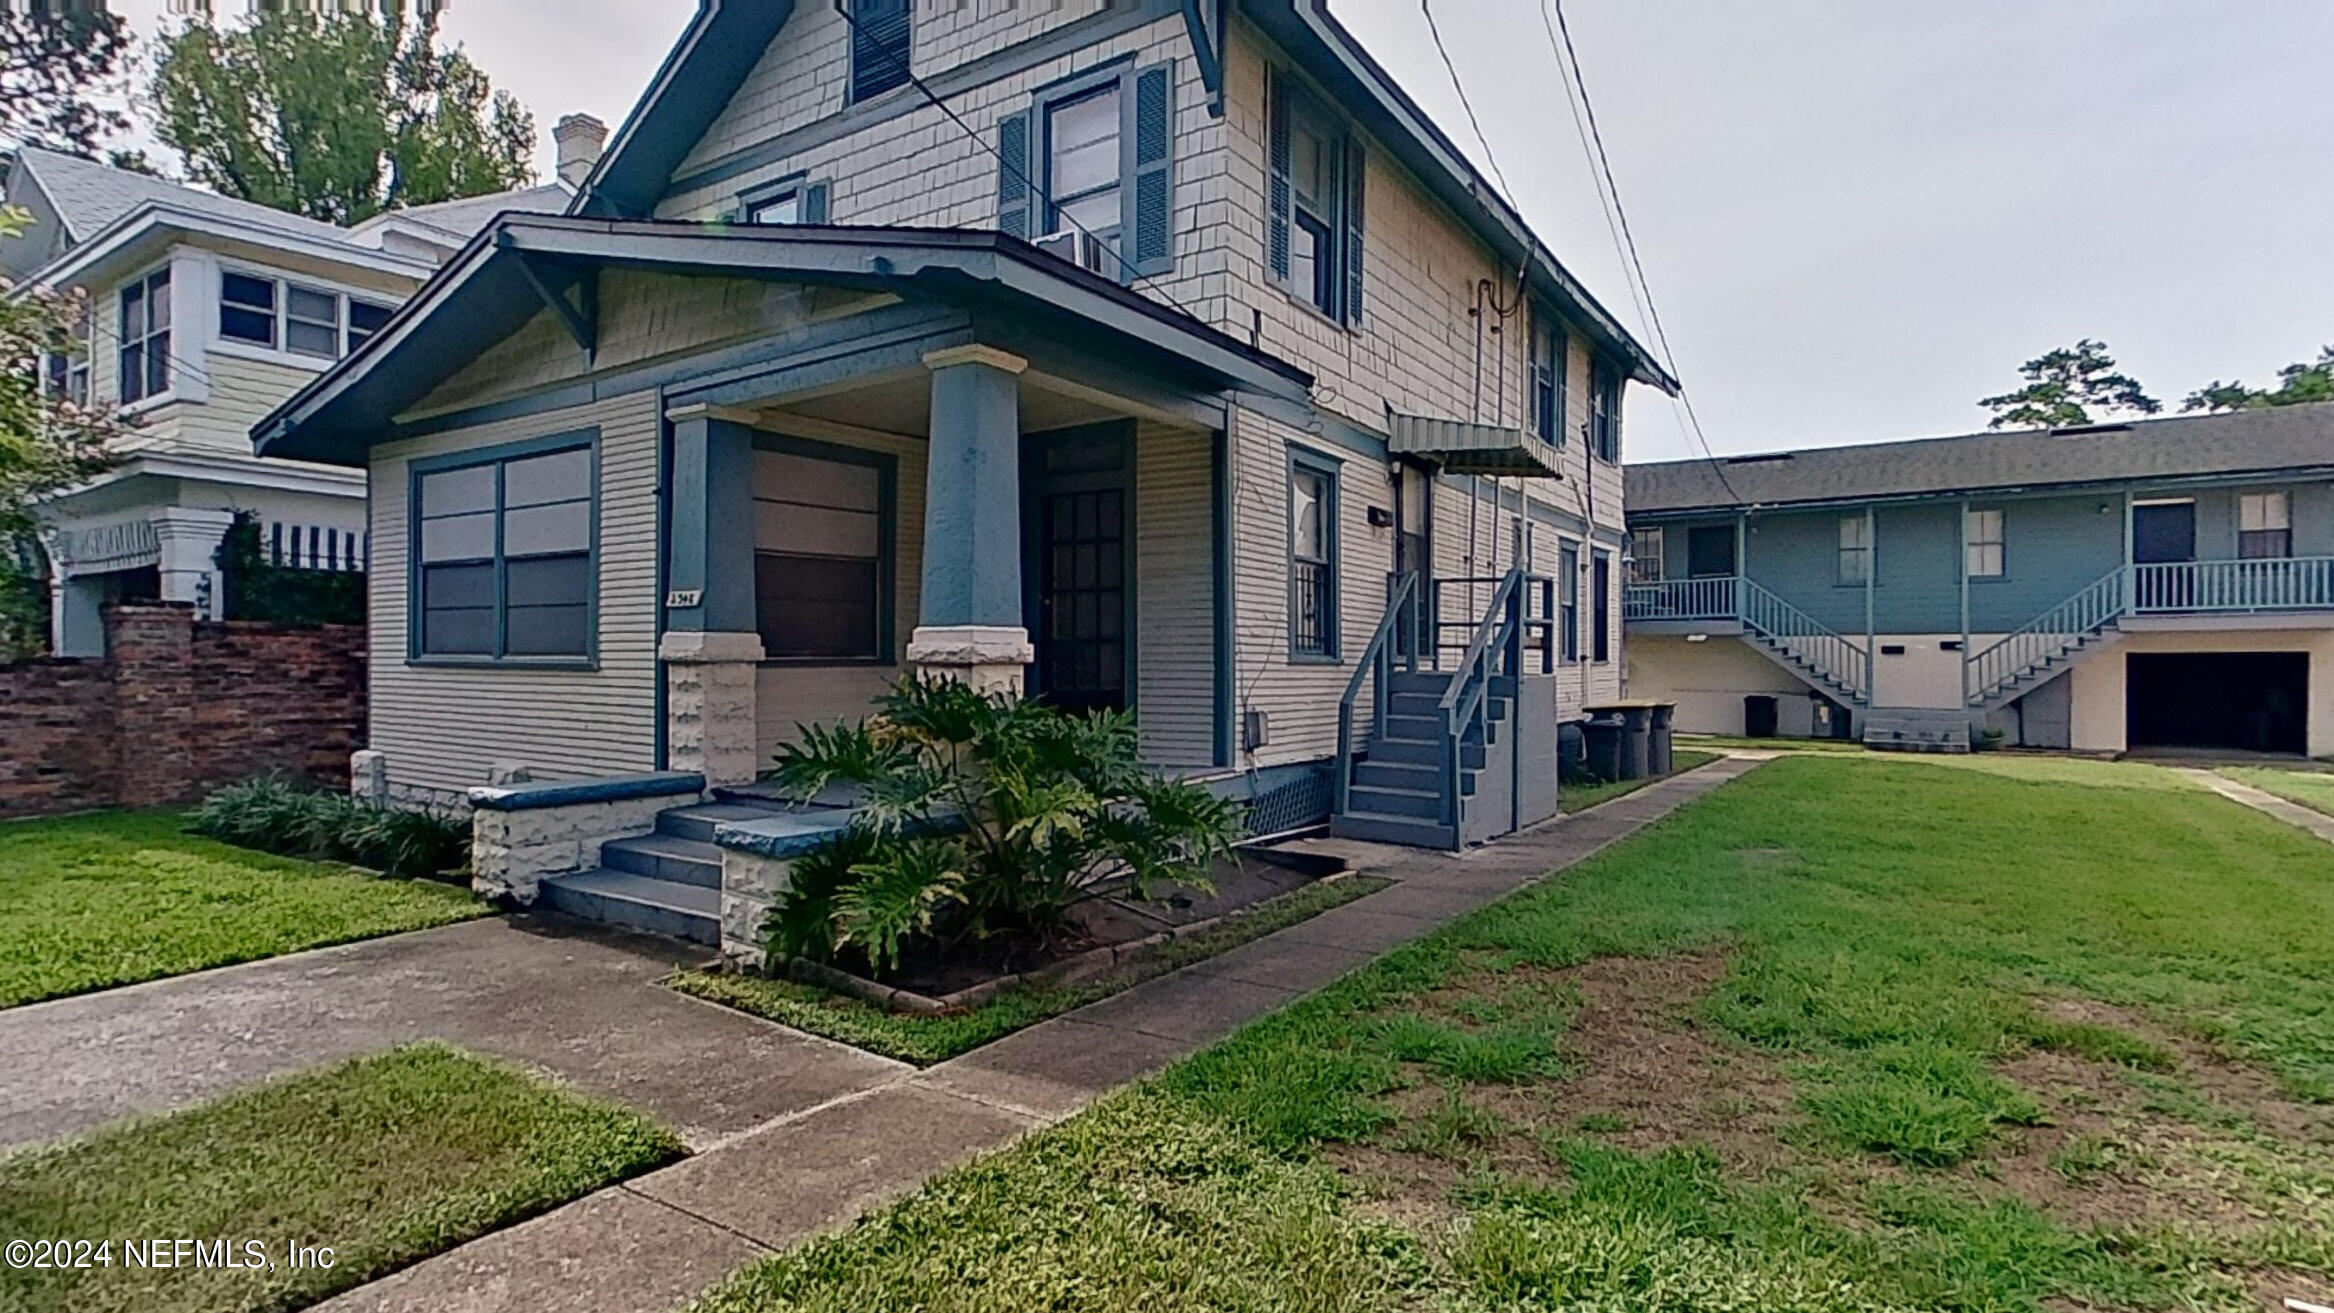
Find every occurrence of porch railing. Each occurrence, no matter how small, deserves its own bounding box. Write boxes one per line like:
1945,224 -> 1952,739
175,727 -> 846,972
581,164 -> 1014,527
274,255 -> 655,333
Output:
2131,557 -> 2334,613
1623,576 -> 1736,622
1437,569 -> 1532,829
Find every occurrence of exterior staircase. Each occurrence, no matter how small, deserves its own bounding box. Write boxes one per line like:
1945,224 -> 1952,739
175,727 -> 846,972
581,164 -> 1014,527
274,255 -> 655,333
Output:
1332,666 -> 1505,848
1964,568 -> 2128,712
1736,577 -> 1870,710
539,799 -> 790,945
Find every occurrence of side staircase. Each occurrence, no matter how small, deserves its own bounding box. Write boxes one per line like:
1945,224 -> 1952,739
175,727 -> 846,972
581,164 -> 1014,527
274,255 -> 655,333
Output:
1332,666 -> 1506,848
539,799 -> 794,946
1963,568 -> 2128,713
1736,577 -> 1870,712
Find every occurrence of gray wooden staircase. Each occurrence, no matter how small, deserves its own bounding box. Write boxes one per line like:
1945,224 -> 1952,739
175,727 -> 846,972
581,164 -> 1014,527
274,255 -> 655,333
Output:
1333,667 -> 1507,848
1964,567 -> 2128,712
1735,577 -> 1871,710
539,800 -> 788,945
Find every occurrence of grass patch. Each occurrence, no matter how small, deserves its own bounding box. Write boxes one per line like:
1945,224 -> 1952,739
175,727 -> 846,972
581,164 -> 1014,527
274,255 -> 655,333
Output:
1562,749 -> 1723,812
668,874 -> 1391,1065
0,809 -> 484,1009
693,754 -> 2334,1313
0,1043 -> 681,1313
2224,764 -> 2334,818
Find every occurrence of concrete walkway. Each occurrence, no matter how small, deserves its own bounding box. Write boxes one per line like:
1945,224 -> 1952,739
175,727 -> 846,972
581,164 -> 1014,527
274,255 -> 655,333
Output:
2,754 -> 1763,1313
2181,767 -> 2334,846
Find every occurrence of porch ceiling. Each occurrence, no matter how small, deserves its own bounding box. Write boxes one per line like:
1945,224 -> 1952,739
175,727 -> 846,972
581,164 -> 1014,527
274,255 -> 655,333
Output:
772,373 -> 1124,437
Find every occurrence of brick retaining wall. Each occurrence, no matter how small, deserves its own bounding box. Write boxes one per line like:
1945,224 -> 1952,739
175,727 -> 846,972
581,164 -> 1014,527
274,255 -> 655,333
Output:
0,605 -> 366,819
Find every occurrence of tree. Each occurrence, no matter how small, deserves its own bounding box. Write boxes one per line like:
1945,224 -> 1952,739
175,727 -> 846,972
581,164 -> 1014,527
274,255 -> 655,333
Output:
0,8 -> 131,154
1978,339 -> 2161,430
0,207 -> 120,658
2182,346 -> 2334,413
148,5 -> 534,226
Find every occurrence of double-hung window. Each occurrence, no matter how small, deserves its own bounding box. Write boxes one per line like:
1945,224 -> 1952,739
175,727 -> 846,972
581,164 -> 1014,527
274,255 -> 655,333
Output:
2239,491 -> 2292,559
220,269 -> 395,361
847,0 -> 911,102
1589,356 -> 1622,461
1267,69 -> 1362,324
1045,83 -> 1122,260
1531,313 -> 1567,446
1558,542 -> 1580,661
1965,508 -> 2005,578
999,61 -> 1176,280
1629,526 -> 1664,584
1289,455 -> 1339,658
1591,550 -> 1612,661
1288,101 -> 1339,317
119,267 -> 171,404
1838,515 -> 1872,586
40,303 -> 91,407
753,439 -> 893,662
414,438 -> 595,661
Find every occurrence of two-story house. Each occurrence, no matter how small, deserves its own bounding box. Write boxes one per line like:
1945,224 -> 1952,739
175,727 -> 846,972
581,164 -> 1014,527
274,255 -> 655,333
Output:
252,0 -> 1672,941
1623,403 -> 2334,756
5,125 -> 597,655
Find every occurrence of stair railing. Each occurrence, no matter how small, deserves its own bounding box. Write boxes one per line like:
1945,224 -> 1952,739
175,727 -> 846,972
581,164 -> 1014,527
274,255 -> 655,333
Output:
1736,578 -> 1871,704
1436,569 -> 1527,829
1334,571 -> 1424,817
1965,567 -> 2127,707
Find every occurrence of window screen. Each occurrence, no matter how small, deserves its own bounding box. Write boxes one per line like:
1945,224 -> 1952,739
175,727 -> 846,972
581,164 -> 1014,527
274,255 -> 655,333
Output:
753,447 -> 888,660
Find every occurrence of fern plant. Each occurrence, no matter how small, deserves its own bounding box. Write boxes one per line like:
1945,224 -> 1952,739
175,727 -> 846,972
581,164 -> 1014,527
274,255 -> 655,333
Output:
763,676 -> 1244,976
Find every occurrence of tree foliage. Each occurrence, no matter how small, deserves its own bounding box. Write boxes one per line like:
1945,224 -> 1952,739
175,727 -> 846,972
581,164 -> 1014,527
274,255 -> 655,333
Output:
1978,338 -> 2161,430
2182,346 -> 2334,413
148,5 -> 534,226
764,677 -> 1246,976
0,8 -> 131,154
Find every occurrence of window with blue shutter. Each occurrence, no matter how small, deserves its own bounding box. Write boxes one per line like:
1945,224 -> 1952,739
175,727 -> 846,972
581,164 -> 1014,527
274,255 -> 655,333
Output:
1267,68 -> 1363,326
1004,60 -> 1179,283
848,0 -> 911,104
1531,312 -> 1566,445
1127,60 -> 1175,277
996,110 -> 1033,239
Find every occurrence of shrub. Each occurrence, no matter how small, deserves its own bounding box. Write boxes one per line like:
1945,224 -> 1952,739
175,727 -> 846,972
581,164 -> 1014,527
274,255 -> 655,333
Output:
763,676 -> 1245,975
191,776 -> 468,881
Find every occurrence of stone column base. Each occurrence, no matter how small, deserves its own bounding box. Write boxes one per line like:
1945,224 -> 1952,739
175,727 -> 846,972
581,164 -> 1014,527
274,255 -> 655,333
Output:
905,624 -> 1034,697
662,630 -> 765,787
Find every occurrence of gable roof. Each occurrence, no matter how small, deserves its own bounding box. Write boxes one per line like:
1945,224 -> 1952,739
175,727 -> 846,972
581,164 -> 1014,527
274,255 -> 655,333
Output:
1626,403 -> 2334,517
10,146 -> 351,249
570,0 -> 1675,394
344,181 -> 574,244
252,216 -> 1315,466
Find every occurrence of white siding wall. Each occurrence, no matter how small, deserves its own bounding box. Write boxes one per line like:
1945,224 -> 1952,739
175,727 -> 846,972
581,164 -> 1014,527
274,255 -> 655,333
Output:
367,390 -> 663,796
1134,419 -> 1217,769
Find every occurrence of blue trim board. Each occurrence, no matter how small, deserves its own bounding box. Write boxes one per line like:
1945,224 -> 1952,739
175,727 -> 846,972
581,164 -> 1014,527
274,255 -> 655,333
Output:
470,770 -> 705,812
406,428 -> 601,667
1211,425 -> 1235,768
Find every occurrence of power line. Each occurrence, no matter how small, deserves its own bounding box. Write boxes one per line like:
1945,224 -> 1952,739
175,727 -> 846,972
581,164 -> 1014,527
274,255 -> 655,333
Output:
1541,0 -> 1743,504
1417,0 -> 1519,210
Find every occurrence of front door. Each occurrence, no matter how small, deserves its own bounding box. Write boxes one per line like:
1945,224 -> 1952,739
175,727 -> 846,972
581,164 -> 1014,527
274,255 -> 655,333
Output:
1393,463 -> 1431,658
1025,423 -> 1132,715
2133,500 -> 2196,608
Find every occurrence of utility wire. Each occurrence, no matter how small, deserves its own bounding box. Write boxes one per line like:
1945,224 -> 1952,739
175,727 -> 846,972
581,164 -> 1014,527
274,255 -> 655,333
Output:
1418,0 -> 1520,210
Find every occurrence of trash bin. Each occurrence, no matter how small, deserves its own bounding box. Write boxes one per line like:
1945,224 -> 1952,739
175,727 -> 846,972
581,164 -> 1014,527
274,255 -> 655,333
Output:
1744,694 -> 1779,738
1558,719 -> 1588,774
1614,705 -> 1652,779
1584,715 -> 1624,782
1648,702 -> 1675,775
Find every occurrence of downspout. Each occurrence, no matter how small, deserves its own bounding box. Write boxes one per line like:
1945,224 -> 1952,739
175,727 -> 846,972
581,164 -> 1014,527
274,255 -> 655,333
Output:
1958,498 -> 1971,712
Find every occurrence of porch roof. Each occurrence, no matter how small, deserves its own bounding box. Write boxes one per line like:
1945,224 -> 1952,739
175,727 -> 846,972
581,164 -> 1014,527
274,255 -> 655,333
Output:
251,216 -> 1315,466
1387,412 -> 1567,479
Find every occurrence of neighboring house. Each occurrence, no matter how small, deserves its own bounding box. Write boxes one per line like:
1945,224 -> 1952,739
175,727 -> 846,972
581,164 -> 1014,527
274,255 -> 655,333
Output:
252,0 -> 1672,930
1623,403 -> 2334,756
4,124 -> 599,655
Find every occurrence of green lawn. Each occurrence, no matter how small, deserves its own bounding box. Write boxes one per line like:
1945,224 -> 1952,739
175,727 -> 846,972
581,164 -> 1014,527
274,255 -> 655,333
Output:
696,754 -> 2334,1313
0,810 -> 484,1009
0,1044 -> 682,1313
1562,748 -> 1723,812
2224,764 -> 2334,818
670,874 -> 1390,1065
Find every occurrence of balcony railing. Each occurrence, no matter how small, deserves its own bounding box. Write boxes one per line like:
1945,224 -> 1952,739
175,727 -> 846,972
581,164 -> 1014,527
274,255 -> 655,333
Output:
1623,576 -> 1737,622
2130,557 -> 2334,613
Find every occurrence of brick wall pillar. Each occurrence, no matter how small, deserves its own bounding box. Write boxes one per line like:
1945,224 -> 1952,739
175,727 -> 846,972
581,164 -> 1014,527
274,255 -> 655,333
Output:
108,604 -> 198,807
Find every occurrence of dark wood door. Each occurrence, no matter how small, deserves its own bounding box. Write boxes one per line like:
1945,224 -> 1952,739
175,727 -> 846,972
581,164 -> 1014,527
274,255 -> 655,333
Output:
2133,501 -> 2196,608
1037,486 -> 1127,714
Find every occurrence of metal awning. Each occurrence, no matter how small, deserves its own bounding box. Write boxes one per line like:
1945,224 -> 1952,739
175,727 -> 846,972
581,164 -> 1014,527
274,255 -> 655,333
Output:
1387,412 -> 1565,478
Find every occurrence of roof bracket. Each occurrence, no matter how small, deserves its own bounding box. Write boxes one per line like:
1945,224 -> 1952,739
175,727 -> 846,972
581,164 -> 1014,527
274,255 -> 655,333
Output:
514,253 -> 597,360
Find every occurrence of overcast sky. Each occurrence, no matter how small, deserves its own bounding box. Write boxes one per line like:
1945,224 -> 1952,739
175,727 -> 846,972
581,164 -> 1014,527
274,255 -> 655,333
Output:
104,0 -> 2334,461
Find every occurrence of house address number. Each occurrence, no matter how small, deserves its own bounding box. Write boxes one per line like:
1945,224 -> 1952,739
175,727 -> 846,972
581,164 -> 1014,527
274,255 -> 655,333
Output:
665,589 -> 704,609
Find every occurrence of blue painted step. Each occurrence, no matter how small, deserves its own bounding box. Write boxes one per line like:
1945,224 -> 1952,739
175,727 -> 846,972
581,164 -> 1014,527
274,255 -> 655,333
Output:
539,868 -> 719,946
599,832 -> 722,888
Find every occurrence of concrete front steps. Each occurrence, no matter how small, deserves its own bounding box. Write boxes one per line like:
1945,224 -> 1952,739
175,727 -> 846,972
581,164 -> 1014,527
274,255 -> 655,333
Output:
538,801 -> 790,946
1861,707 -> 1974,753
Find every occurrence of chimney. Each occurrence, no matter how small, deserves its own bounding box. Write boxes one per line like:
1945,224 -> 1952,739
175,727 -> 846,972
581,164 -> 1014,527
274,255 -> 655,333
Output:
553,113 -> 608,190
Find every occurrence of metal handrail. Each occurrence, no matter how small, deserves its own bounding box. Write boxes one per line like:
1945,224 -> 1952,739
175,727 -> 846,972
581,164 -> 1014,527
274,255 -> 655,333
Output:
1737,577 -> 1870,703
1333,572 -> 1423,817
1965,567 -> 2125,706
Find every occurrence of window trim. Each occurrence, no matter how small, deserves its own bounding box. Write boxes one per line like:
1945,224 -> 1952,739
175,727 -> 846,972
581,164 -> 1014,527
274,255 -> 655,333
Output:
1558,539 -> 1581,662
1280,80 -> 1348,325
1287,446 -> 1342,663
1591,548 -> 1612,662
738,172 -> 806,225
750,431 -> 899,667
2238,490 -> 2294,561
1837,513 -> 1872,587
1531,310 -> 1568,447
1030,59 -> 1134,260
406,429 -> 601,669
212,260 -> 397,370
39,303 -> 93,408
1964,506 -> 2006,580
1588,355 -> 1622,463
1629,524 -> 1664,584
118,263 -> 173,408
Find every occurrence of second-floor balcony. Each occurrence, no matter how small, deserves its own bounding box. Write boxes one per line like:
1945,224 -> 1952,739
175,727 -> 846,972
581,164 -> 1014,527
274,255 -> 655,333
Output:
1623,576 -> 1738,623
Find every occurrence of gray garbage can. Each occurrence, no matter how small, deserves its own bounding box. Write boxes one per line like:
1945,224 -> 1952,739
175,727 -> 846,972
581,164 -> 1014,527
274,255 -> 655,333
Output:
1648,702 -> 1675,775
1614,705 -> 1652,779
1583,715 -> 1624,782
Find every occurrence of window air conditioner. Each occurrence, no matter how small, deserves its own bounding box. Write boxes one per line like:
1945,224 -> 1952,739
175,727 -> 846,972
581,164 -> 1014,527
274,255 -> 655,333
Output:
1034,229 -> 1114,277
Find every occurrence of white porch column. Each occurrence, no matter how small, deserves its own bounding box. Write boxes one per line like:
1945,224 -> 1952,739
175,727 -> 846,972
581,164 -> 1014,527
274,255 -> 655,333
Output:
662,630 -> 765,787
46,550 -> 106,658
906,345 -> 1033,694
152,507 -> 235,620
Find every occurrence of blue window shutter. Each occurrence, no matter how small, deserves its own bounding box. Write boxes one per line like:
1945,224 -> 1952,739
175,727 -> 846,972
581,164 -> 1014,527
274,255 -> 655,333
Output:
1342,136 -> 1365,324
1555,326 -> 1571,444
997,109 -> 1033,239
1266,69 -> 1291,285
1128,60 -> 1176,278
802,180 -> 831,224
849,0 -> 912,103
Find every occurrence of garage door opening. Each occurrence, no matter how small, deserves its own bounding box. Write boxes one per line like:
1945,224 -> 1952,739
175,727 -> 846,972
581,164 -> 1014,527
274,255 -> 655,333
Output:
2126,651 -> 2307,755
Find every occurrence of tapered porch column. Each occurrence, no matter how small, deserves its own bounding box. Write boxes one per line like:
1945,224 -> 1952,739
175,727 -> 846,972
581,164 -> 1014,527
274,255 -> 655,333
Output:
153,507 -> 235,620
661,405 -> 763,786
907,345 -> 1032,694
